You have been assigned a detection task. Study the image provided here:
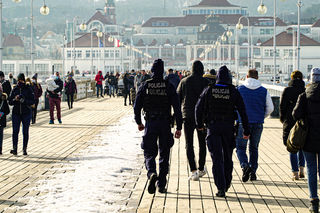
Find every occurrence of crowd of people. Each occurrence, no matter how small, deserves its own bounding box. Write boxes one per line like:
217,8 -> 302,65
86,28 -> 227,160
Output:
133,59 -> 320,213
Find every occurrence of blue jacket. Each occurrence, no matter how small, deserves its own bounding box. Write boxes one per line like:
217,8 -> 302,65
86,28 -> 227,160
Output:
165,74 -> 180,89
9,84 -> 35,115
238,78 -> 273,124
134,77 -> 183,130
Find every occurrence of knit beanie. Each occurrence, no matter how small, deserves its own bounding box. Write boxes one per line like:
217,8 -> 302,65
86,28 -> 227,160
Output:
32,73 -> 38,80
151,59 -> 164,77
17,73 -> 25,82
210,69 -> 216,75
311,67 -> 320,83
0,71 -> 4,77
216,65 -> 229,84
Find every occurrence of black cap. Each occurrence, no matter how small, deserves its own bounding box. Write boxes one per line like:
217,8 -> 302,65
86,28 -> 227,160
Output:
17,73 -> 25,82
0,71 -> 4,77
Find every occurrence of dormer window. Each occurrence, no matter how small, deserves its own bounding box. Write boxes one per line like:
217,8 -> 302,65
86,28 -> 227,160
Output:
152,22 -> 169,27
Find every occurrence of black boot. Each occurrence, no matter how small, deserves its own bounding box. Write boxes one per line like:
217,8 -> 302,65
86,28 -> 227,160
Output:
310,199 -> 319,213
23,147 -> 28,155
10,146 -> 17,155
0,147 -> 2,155
216,188 -> 226,197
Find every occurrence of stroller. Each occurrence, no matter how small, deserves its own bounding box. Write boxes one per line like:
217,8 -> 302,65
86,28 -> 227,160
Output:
104,85 -> 109,95
130,87 -> 136,105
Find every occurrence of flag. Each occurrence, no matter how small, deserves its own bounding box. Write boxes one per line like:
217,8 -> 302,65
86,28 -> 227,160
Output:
99,38 -> 104,47
114,39 -> 120,47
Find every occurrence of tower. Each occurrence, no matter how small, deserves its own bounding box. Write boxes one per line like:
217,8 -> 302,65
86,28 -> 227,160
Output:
104,0 -> 116,24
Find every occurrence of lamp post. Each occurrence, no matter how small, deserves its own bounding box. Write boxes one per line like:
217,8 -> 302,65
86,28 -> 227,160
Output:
96,30 -> 103,73
30,0 -> 50,77
258,0 -> 286,85
62,33 -> 67,82
297,0 -> 303,71
236,16 -> 250,69
73,16 -> 87,74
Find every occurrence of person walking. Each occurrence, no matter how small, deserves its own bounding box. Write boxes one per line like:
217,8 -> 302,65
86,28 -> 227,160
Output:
8,72 -> 17,87
165,68 -> 180,89
0,71 -> 11,99
293,67 -> 320,213
195,65 -> 250,197
95,70 -> 104,98
177,60 -> 209,181
31,73 -> 43,124
134,59 -> 182,194
141,70 -> 151,83
64,73 -> 77,109
9,73 -> 35,155
203,69 -> 216,85
280,70 -> 305,180
107,72 -> 117,97
0,83 -> 10,155
48,72 -> 63,124
134,71 -> 142,90
236,69 -> 274,182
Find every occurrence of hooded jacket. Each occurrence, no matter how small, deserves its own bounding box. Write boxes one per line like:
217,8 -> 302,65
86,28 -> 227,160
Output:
95,72 -> 104,85
9,83 -> 35,115
293,82 -> 320,153
238,78 -> 274,123
165,73 -> 180,89
0,93 -> 10,127
279,79 -> 305,145
177,61 -> 209,119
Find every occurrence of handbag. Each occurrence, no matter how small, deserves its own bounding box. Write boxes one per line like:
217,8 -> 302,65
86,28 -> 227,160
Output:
286,117 -> 308,154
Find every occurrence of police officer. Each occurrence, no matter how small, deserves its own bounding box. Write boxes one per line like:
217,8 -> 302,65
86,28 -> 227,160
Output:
134,59 -> 183,194
195,65 -> 250,197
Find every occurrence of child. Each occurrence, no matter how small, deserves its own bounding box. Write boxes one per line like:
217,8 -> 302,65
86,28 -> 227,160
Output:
46,75 -> 59,92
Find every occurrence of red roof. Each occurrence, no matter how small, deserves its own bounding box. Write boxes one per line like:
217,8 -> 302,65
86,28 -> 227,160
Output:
149,39 -> 158,46
65,33 -> 115,47
190,0 -> 237,7
312,19 -> 320,28
163,38 -> 171,46
176,15 -> 206,26
142,17 -> 184,27
86,11 -> 112,25
3,34 -> 24,47
176,38 -> 185,46
261,31 -> 320,46
136,39 -> 145,46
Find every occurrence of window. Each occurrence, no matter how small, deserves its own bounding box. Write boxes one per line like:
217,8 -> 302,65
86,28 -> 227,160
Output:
35,64 -> 49,76
178,29 -> 186,35
19,64 -> 31,73
288,65 -> 293,74
162,48 -> 172,57
3,64 -> 14,75
92,50 -> 96,58
77,50 -> 82,58
284,49 -> 293,57
222,10 -> 225,14
207,10 -> 210,14
148,49 -> 159,57
218,9 -> 221,14
8,48 -> 13,54
264,49 -> 279,57
152,29 -> 168,34
54,64 -> 63,73
308,65 -> 313,73
193,29 -> 197,34
241,29 -> 248,35
183,11 -> 186,15
86,50 -> 90,58
110,50 -> 114,57
197,10 -> 199,14
200,10 -> 203,14
67,50 -> 71,58
105,50 -> 109,58
264,65 -> 280,73
264,49 -> 270,57
236,9 -> 240,14
115,50 -> 120,58
260,29 -> 265,34
175,49 -> 186,58
189,10 -> 192,14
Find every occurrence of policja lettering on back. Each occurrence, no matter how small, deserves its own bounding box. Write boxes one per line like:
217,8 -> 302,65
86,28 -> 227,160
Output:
134,59 -> 183,194
195,65 -> 251,197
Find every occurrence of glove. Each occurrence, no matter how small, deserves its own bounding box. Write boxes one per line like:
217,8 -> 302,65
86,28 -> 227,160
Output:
19,94 -> 25,99
0,111 -> 4,118
19,97 -> 25,103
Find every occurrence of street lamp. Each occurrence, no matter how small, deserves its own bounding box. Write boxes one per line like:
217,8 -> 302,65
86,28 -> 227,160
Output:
297,1 -> 303,71
258,0 -> 287,84
30,0 -> 50,77
73,16 -> 87,75
236,16 -> 250,69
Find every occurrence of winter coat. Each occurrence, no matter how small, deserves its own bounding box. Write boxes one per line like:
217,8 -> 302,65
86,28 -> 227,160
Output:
293,82 -> 320,153
9,83 -> 35,115
47,78 -> 63,98
203,73 -> 216,85
279,79 -> 305,145
107,75 -> 117,86
134,75 -> 142,89
1,80 -> 11,99
64,78 -> 77,94
95,74 -> 104,85
9,78 -> 17,87
0,93 -> 10,127
177,63 -> 209,119
33,83 -> 43,100
165,73 -> 180,89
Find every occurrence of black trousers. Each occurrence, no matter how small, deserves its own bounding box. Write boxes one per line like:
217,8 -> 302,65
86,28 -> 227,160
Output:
183,118 -> 207,172
66,93 -> 74,108
124,91 -> 131,104
32,99 -> 39,123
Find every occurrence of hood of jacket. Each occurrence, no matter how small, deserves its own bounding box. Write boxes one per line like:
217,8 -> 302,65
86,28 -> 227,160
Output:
191,60 -> 204,76
203,74 -> 216,79
151,59 -> 164,78
167,73 -> 178,79
288,78 -> 305,88
306,83 -> 320,103
243,77 -> 262,90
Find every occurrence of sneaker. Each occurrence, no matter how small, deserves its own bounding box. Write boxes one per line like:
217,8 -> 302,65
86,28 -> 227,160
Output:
242,165 -> 252,182
250,173 -> 257,181
158,187 -> 167,193
49,120 -> 54,124
198,168 -> 207,178
188,171 -> 199,181
58,119 -> 62,124
216,189 -> 226,197
148,173 -> 157,194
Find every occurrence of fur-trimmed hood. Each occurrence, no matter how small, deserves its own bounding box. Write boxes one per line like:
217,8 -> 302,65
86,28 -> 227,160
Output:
203,74 -> 216,79
1,93 -> 7,100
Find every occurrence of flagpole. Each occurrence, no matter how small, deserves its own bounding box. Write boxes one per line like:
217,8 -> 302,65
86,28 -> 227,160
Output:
114,38 -> 116,73
98,36 -> 100,73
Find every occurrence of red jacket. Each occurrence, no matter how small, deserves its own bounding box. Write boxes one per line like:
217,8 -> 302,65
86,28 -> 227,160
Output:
95,74 -> 104,85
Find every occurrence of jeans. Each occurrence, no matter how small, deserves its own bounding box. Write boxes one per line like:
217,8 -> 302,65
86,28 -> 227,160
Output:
236,123 -> 263,174
0,127 -> 3,147
96,84 -> 103,97
183,118 -> 206,171
290,150 -> 305,172
12,113 -> 32,148
66,93 -> 74,109
32,99 -> 39,123
109,85 -> 115,96
303,150 -> 320,199
49,97 -> 61,121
